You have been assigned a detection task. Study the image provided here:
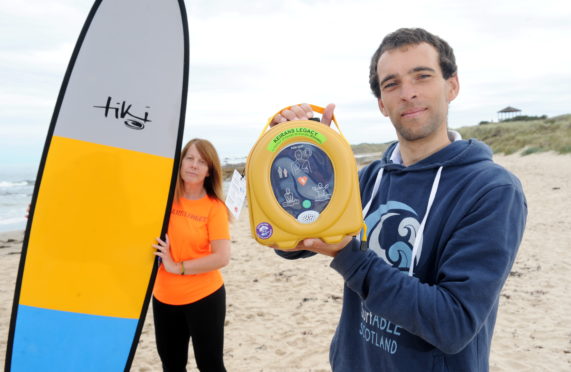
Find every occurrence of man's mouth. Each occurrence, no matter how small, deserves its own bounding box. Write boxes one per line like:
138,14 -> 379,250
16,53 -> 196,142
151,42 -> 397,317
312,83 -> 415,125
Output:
401,107 -> 427,118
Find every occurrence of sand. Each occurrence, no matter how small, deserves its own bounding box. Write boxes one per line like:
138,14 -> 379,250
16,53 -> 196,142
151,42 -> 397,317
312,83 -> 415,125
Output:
1,152 -> 570,371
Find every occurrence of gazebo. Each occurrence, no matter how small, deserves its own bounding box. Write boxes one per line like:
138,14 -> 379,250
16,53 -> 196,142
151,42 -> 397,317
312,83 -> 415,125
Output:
498,106 -> 522,121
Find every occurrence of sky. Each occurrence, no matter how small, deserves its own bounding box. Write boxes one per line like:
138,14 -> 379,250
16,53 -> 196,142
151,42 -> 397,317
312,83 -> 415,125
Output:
1,0 -> 570,170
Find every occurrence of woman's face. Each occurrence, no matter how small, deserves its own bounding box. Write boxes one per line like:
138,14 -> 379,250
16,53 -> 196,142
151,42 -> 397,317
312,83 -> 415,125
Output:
180,144 -> 209,186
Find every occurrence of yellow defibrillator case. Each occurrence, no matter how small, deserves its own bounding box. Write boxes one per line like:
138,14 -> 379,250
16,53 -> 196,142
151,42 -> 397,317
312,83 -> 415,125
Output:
246,104 -> 363,249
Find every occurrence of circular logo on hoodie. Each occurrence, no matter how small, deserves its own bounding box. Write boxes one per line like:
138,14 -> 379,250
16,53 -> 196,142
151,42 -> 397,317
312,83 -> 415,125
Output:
365,201 -> 420,272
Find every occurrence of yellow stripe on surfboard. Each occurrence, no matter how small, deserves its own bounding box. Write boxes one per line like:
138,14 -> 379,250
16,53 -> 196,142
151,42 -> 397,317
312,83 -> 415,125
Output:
20,135 -> 172,319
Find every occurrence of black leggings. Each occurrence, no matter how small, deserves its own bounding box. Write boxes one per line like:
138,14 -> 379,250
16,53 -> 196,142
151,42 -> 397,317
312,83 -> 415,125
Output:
153,285 -> 226,372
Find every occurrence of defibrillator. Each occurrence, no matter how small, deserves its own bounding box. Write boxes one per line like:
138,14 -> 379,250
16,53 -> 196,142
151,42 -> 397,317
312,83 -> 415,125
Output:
246,104 -> 363,249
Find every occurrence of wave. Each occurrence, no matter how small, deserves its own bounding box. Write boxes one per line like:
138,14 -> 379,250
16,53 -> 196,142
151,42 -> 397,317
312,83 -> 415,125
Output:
0,180 -> 35,188
0,216 -> 26,225
222,156 -> 247,165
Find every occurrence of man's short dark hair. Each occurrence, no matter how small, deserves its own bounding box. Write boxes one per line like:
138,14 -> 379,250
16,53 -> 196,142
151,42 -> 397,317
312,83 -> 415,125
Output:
369,28 -> 457,99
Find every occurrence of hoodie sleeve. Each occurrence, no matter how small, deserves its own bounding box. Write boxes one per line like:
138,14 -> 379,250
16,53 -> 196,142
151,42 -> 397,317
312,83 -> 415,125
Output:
331,182 -> 527,354
274,249 -> 316,259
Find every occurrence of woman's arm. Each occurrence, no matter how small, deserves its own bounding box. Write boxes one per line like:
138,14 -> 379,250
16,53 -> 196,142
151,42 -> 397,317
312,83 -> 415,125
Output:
154,235 -> 231,275
180,239 -> 230,275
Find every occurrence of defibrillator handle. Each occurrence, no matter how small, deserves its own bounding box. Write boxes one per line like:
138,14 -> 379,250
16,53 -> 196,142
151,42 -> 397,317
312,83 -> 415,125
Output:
261,104 -> 347,142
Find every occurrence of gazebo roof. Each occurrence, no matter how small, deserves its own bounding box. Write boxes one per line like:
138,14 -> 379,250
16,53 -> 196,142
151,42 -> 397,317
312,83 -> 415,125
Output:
498,106 -> 521,113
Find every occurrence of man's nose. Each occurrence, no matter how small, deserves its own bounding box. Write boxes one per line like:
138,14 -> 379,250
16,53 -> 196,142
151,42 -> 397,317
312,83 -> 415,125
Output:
399,80 -> 418,101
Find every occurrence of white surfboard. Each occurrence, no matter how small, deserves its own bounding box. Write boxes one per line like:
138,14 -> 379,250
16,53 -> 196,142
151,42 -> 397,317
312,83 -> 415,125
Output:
5,1 -> 189,371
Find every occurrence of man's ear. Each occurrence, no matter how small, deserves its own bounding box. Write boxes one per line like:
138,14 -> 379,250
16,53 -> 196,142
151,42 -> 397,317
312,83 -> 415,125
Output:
377,97 -> 389,117
447,73 -> 460,103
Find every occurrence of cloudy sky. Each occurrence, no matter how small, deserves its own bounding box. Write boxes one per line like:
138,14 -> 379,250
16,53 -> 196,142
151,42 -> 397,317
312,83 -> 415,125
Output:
1,0 -> 570,168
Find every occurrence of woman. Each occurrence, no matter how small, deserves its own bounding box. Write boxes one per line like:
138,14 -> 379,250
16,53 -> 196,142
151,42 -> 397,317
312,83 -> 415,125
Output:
153,138 -> 231,372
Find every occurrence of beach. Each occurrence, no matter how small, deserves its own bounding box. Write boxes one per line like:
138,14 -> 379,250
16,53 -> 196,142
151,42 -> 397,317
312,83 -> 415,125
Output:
1,152 -> 570,371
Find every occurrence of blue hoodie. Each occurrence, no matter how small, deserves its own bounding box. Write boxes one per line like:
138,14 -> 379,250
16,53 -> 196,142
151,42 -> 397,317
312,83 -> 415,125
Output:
278,138 -> 527,371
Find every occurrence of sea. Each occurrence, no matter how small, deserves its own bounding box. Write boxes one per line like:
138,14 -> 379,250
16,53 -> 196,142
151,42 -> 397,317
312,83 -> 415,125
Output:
0,165 -> 36,233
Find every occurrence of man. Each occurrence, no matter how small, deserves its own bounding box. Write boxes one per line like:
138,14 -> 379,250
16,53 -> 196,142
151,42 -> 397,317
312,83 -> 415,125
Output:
271,28 -> 527,371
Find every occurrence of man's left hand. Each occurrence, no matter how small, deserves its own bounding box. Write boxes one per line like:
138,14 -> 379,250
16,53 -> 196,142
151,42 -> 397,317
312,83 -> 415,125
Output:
290,235 -> 353,257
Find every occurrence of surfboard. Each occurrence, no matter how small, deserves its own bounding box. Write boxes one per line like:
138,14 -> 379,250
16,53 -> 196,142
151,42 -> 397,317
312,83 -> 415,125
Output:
5,1 -> 188,371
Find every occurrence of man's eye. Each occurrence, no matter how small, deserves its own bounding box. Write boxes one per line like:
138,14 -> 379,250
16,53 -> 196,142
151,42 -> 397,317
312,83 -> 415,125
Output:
383,82 -> 397,89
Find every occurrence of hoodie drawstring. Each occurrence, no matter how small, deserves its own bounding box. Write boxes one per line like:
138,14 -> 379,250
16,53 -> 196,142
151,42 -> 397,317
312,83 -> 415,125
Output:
356,168 -> 384,248
408,166 -> 442,276
362,168 -> 384,218
359,165 -> 444,277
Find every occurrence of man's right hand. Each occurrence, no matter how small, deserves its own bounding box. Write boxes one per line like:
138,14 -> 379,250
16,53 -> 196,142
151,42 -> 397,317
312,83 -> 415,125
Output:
270,103 -> 336,127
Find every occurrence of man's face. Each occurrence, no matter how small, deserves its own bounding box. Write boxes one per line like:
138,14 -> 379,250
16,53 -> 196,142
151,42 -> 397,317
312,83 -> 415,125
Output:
376,42 -> 459,143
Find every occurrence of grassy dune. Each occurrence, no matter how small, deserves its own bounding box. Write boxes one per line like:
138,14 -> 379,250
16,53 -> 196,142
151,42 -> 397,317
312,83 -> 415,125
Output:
350,114 -> 571,157
457,114 -> 571,155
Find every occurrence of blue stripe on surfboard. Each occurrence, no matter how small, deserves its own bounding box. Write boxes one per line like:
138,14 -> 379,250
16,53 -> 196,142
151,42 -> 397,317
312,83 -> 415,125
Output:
11,305 -> 138,372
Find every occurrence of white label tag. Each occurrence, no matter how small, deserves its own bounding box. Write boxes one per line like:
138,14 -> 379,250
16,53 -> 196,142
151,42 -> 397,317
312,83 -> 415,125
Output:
225,169 -> 246,219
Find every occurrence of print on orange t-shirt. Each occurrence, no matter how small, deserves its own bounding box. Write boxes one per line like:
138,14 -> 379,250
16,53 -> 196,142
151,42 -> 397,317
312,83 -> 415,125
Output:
153,195 -> 230,305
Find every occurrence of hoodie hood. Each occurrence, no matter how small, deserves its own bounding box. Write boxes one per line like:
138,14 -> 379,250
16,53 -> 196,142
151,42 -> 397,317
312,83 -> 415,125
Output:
379,138 -> 493,172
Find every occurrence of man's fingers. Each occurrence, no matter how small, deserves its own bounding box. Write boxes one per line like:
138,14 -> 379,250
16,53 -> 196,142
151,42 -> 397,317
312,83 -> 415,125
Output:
281,109 -> 299,121
270,103 -> 333,127
290,104 -> 312,120
321,103 -> 336,126
303,238 -> 321,248
270,114 -> 286,126
300,103 -> 314,119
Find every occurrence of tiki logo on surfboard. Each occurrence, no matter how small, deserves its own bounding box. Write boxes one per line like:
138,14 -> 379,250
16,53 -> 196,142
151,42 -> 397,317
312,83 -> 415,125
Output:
93,96 -> 151,130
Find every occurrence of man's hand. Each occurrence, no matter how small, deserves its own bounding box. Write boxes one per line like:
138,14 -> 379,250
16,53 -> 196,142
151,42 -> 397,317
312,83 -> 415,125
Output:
270,103 -> 336,127
283,235 -> 353,257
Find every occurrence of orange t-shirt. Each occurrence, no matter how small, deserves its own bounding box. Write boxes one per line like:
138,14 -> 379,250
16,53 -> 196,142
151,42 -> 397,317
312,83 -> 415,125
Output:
153,195 -> 230,305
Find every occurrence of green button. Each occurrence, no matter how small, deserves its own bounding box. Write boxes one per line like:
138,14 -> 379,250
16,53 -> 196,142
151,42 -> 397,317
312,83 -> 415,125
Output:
302,200 -> 311,208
